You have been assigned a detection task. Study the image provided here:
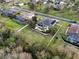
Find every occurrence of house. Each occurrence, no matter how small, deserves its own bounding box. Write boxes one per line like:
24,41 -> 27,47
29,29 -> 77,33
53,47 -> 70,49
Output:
4,0 -> 13,2
30,0 -> 48,4
35,17 -> 57,32
14,2 -> 24,6
1,7 -> 20,18
15,12 -> 35,25
53,0 -> 67,10
0,0 -> 13,3
20,12 -> 35,20
2,9 -> 15,17
14,15 -> 27,25
66,24 -> 79,46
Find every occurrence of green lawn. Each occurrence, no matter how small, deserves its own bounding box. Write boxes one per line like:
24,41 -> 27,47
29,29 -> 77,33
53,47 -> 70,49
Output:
49,9 -> 79,21
0,16 -> 22,30
5,20 -> 22,30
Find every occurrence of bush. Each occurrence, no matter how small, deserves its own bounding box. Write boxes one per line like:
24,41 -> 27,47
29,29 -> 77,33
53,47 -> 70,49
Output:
24,43 -> 54,59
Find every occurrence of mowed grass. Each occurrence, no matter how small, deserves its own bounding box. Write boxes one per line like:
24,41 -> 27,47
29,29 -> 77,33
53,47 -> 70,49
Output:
49,9 -> 79,21
5,19 -> 23,30
0,16 -> 22,30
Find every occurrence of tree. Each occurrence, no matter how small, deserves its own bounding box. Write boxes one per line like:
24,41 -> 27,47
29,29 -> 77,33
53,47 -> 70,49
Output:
44,2 -> 53,13
36,0 -> 43,10
29,16 -> 37,28
73,1 -> 79,16
49,25 -> 58,35
28,2 -> 35,10
24,43 -> 53,59
1,28 -> 11,40
44,6 -> 50,13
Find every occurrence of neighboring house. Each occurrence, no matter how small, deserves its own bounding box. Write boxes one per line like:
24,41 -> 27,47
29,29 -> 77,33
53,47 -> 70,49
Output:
14,2 -> 24,6
35,17 -> 57,32
53,0 -> 67,10
15,12 -> 35,25
1,7 -> 20,18
14,15 -> 27,25
0,0 -> 13,3
53,0 -> 75,10
30,0 -> 48,4
66,24 -> 79,46
20,12 -> 35,20
4,0 -> 13,2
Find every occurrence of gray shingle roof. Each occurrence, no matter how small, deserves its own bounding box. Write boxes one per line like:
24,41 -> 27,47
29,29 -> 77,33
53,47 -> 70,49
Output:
4,0 -> 13,2
37,18 -> 56,27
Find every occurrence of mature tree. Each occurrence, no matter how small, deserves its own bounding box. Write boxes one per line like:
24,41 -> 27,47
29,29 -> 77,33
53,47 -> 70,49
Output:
24,43 -> 53,59
73,1 -> 79,16
1,28 -> 11,40
49,24 -> 58,35
28,2 -> 35,10
29,16 -> 37,28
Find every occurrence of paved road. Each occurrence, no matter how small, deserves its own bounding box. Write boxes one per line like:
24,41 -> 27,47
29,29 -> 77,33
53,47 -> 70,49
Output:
14,7 -> 79,24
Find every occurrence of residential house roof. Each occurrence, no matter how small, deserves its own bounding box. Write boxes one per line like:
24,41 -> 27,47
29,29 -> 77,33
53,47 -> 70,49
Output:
20,12 -> 35,20
31,0 -> 49,3
9,8 -> 19,13
67,24 -> 79,44
2,9 -> 14,16
4,0 -> 13,2
67,24 -> 79,34
15,15 -> 26,22
15,15 -> 27,25
37,17 -> 56,27
14,12 -> 35,25
2,7 -> 20,16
